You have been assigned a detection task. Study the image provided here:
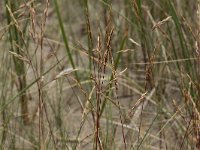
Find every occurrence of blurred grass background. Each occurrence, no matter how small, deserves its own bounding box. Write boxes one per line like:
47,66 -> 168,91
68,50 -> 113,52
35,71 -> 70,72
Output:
0,0 -> 200,149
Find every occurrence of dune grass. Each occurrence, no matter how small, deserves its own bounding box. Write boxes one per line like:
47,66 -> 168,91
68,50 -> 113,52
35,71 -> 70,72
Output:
0,0 -> 200,149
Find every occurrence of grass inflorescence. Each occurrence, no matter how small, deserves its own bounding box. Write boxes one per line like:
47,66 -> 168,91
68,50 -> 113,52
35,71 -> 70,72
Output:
0,0 -> 200,149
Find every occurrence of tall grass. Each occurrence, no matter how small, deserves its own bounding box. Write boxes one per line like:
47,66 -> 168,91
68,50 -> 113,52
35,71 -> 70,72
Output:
4,0 -> 29,125
0,0 -> 200,149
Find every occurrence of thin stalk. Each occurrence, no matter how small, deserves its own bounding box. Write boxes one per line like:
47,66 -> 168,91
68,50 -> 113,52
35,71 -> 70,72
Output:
53,0 -> 77,79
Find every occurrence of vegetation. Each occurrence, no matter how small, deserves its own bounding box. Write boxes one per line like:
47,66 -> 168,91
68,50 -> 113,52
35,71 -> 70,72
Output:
0,0 -> 200,149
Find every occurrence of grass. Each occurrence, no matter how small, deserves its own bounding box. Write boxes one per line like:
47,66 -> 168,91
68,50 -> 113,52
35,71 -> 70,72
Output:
0,0 -> 200,149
